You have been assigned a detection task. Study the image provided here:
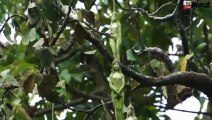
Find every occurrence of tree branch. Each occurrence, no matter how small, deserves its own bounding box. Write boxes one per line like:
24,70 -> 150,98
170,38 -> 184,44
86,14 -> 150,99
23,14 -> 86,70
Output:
54,47 -> 82,65
140,47 -> 176,72
0,14 -> 27,34
85,32 -> 212,100
142,72 -> 212,100
115,0 -> 180,22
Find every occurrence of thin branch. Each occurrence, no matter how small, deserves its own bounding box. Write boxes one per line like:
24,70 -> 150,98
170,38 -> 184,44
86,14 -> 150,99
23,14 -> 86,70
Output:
33,98 -> 86,117
66,85 -> 109,102
50,1 -> 73,46
157,105 -> 212,116
115,0 -> 180,22
86,33 -> 114,63
149,2 -> 173,16
168,53 -> 183,56
33,87 -> 110,117
56,101 -> 112,120
84,101 -> 113,120
54,47 -> 82,65
141,0 -> 180,22
0,14 -> 27,33
175,13 -> 189,55
81,21 -> 111,37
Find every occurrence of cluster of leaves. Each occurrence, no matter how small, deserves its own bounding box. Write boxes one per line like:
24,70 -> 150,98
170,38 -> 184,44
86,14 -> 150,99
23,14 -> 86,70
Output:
0,0 -> 211,120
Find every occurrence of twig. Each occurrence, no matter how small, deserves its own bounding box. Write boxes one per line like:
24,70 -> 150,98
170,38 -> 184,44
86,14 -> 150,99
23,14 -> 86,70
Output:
54,48 -> 82,65
0,14 -> 27,34
156,105 -> 212,116
115,0 -> 180,22
168,53 -> 183,56
57,100 -> 112,119
1,85 -> 19,104
50,1 -> 74,46
66,85 -> 109,102
57,100 -> 89,113
84,101 -> 113,120
81,21 -> 111,37
33,87 -> 110,117
175,13 -> 189,55
33,98 -> 86,117
149,2 -> 173,16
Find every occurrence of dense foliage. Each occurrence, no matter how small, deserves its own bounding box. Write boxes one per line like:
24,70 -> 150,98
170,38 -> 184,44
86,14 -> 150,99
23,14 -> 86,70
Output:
0,0 -> 212,120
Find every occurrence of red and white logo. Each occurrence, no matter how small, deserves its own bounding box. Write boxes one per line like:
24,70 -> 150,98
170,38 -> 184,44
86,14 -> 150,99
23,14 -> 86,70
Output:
183,1 -> 192,10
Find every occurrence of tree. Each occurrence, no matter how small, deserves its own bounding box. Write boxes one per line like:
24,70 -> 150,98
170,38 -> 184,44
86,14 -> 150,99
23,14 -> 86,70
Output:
0,0 -> 212,119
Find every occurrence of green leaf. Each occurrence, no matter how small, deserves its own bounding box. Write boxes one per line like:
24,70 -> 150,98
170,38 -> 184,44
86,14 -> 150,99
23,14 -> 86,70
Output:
0,69 -> 19,89
3,23 -> 12,42
60,69 -> 71,82
33,38 -> 44,48
39,47 -> 53,67
77,10 -> 84,22
72,73 -> 82,82
126,49 -> 136,61
28,28 -> 37,42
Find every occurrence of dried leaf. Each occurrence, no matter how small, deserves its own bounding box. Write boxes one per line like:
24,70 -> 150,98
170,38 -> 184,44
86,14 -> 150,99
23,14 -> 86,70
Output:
73,23 -> 87,44
82,10 -> 95,24
23,75 -> 35,94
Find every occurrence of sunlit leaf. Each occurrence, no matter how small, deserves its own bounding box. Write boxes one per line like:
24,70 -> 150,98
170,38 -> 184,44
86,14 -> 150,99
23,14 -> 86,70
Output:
83,50 -> 96,55
60,69 -> 71,82
126,49 -> 136,61
28,28 -> 37,42
180,54 -> 193,72
33,38 -> 44,47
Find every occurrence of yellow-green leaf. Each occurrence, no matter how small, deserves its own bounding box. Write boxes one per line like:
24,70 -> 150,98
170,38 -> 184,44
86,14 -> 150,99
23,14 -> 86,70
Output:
180,54 -> 193,72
